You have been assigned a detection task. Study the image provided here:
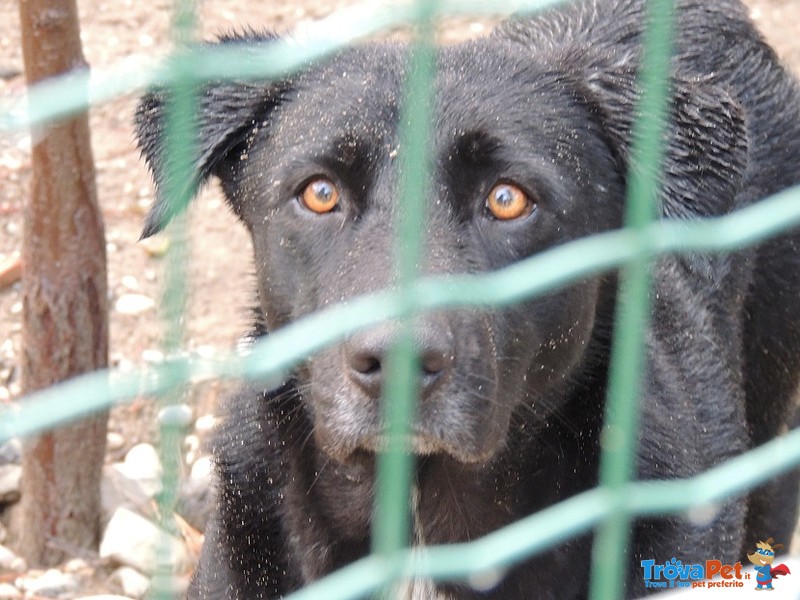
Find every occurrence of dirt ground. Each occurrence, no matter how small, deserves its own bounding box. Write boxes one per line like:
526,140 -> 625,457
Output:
0,0 -> 799,587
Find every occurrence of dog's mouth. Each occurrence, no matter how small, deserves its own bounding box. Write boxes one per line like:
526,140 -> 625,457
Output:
357,433 -> 474,460
311,383 -> 507,467
321,429 -> 495,467
330,439 -> 477,484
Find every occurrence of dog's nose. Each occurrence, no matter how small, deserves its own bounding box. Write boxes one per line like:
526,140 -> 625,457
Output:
343,321 -> 454,401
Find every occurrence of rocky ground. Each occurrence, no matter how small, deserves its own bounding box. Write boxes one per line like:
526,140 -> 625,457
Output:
1,0 -> 800,598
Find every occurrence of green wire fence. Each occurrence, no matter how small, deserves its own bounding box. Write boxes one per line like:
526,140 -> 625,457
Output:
2,0 -> 800,599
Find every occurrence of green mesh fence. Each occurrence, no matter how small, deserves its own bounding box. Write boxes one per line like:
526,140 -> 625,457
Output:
3,0 -> 800,599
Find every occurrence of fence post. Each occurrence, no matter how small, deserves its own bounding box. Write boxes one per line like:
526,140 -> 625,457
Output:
15,0 -> 109,567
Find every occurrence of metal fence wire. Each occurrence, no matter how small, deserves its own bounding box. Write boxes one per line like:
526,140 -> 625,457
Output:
3,0 -> 800,598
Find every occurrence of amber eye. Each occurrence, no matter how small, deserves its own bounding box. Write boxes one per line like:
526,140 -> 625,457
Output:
300,178 -> 340,214
486,183 -> 533,220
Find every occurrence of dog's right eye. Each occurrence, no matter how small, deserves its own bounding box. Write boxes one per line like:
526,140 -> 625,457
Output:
486,182 -> 535,221
300,178 -> 340,214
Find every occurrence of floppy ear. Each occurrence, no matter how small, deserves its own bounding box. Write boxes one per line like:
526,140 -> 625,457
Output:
580,63 -> 749,219
135,35 -> 289,238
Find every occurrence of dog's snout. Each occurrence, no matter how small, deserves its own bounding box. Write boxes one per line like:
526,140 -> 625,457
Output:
343,321 -> 454,400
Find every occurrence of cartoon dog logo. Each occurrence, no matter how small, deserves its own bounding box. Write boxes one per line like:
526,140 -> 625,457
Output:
747,538 -> 791,591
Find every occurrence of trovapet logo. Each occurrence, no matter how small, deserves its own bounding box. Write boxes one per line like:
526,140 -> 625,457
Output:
640,558 -> 747,590
640,537 -> 791,591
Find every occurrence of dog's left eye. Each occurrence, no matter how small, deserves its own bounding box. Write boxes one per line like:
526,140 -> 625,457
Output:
486,183 -> 534,220
300,178 -> 340,214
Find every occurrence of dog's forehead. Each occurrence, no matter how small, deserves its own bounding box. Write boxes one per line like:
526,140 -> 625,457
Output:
275,44 -> 406,146
270,40 -> 564,152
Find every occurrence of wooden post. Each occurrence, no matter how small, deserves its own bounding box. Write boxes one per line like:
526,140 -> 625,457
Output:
16,0 -> 109,566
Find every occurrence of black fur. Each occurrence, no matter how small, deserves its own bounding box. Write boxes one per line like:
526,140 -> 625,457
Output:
135,0 -> 800,597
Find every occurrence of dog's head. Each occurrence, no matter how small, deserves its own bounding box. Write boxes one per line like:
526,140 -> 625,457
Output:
135,31 -> 747,467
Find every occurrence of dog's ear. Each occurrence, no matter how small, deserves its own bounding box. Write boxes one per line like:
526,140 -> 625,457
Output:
580,63 -> 749,219
135,35 -> 288,238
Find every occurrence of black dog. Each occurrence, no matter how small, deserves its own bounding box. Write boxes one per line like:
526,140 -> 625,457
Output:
135,0 -> 800,597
